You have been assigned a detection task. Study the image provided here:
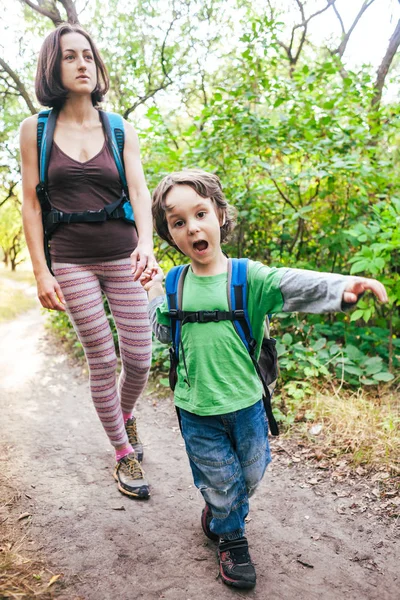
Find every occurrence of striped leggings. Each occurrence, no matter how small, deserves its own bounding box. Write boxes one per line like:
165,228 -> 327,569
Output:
53,258 -> 152,448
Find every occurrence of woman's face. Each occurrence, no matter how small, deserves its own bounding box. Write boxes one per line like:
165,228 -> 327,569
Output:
59,32 -> 97,97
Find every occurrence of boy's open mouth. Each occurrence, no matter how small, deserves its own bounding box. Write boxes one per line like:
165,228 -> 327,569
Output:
193,240 -> 208,252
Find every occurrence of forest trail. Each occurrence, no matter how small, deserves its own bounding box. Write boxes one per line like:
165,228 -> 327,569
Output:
0,306 -> 398,600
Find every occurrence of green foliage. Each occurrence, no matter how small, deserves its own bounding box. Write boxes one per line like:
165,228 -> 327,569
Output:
3,0 -> 399,411
0,198 -> 25,270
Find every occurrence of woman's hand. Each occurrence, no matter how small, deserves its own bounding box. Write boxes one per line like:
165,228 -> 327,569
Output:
343,277 -> 388,304
131,243 -> 157,281
36,272 -> 66,311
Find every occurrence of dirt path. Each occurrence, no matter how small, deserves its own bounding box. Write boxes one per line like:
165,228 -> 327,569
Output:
0,307 -> 398,600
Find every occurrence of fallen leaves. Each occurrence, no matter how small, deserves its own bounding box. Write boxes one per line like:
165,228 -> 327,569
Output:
17,512 -> 31,521
48,573 -> 62,587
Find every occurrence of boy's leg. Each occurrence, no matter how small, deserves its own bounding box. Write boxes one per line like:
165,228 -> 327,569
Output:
232,399 -> 272,497
101,259 -> 152,462
179,408 -> 248,541
179,407 -> 258,589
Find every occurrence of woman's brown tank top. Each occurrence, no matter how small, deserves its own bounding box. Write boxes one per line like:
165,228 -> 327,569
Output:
47,140 -> 138,264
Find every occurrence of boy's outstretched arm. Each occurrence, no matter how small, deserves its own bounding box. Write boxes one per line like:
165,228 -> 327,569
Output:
270,268 -> 389,314
140,265 -> 172,344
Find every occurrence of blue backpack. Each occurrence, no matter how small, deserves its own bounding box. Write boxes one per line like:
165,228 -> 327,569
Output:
36,108 -> 135,270
165,257 -> 279,436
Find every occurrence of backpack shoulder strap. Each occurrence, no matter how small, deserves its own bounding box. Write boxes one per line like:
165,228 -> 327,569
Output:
228,258 -> 257,355
99,111 -> 128,193
37,108 -> 57,186
165,264 -> 190,361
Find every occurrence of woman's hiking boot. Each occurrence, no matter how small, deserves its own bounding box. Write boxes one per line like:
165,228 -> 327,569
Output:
125,417 -> 144,462
201,504 -> 219,542
113,453 -> 150,499
217,537 -> 256,589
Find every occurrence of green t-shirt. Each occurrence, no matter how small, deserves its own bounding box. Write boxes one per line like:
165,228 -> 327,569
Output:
156,261 -> 285,416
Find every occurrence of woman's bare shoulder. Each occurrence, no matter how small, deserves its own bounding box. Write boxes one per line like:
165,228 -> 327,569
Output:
20,114 -> 39,142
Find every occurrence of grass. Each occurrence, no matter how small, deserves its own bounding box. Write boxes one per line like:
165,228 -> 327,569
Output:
287,388 -> 400,473
0,269 -> 37,323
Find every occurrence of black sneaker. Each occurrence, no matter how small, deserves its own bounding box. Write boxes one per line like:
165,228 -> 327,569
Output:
125,417 -> 144,462
201,504 -> 219,542
113,453 -> 150,499
218,537 -> 256,589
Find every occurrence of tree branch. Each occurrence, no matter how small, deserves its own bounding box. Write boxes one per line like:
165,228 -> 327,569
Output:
123,16 -> 176,118
0,57 -> 37,114
332,2 -> 345,34
20,0 -> 64,26
280,0 -> 336,67
123,81 -> 173,119
371,18 -> 400,110
263,168 -> 297,211
58,0 -> 79,23
0,182 -> 17,209
160,16 -> 177,83
333,0 -> 376,57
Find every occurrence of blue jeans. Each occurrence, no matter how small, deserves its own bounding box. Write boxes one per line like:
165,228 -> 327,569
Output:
179,399 -> 271,541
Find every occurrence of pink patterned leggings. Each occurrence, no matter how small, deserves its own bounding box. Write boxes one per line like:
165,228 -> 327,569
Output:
52,258 -> 152,448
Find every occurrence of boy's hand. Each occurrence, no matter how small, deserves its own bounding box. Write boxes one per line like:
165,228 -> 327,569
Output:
139,264 -> 164,292
343,277 -> 388,304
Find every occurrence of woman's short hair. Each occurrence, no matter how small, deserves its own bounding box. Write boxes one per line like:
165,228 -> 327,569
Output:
152,169 -> 236,250
35,23 -> 109,108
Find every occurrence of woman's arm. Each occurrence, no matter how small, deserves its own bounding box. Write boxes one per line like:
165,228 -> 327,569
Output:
123,120 -> 156,281
20,115 -> 65,311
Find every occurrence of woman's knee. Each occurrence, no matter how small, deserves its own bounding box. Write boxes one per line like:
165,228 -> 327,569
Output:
87,351 -> 118,375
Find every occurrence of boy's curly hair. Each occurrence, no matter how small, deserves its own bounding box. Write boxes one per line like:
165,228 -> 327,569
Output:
152,169 -> 236,251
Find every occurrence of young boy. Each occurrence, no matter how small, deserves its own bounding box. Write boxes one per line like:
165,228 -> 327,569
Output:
140,169 -> 387,590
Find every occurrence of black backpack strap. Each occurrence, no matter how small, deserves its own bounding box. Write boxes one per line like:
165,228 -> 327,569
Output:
168,309 -> 240,323
43,195 -> 127,235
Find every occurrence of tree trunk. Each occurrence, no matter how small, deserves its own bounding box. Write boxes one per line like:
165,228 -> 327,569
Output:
371,19 -> 400,110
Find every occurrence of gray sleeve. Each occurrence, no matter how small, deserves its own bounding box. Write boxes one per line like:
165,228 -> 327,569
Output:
280,269 -> 353,313
148,296 -> 172,343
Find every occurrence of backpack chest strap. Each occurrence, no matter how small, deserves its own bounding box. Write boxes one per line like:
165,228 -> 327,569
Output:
168,309 -> 245,324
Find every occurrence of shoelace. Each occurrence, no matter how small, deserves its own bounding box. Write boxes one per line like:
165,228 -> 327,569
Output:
125,419 -> 139,444
122,456 -> 144,479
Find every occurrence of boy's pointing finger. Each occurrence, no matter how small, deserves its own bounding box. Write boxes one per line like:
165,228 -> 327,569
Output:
364,279 -> 388,303
356,278 -> 388,303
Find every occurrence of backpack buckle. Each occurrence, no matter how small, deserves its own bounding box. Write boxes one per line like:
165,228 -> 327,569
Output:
197,310 -> 219,322
49,210 -> 62,225
234,309 -> 245,319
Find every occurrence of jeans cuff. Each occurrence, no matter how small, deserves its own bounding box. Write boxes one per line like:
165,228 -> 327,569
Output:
220,528 -> 244,542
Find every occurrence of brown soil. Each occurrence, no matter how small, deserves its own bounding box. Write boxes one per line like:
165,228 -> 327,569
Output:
0,307 -> 398,600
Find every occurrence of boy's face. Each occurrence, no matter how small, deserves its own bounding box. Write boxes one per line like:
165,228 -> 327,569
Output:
165,185 -> 225,272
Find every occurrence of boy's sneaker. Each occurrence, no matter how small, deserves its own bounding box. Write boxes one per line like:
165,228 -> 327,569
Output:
125,417 -> 144,462
201,504 -> 219,542
218,537 -> 256,589
113,453 -> 150,499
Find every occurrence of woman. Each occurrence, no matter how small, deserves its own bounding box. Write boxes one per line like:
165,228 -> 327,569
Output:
20,23 -> 154,499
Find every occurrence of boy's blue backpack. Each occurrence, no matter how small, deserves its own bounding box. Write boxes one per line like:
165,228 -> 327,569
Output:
36,108 -> 135,270
165,258 -> 279,436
